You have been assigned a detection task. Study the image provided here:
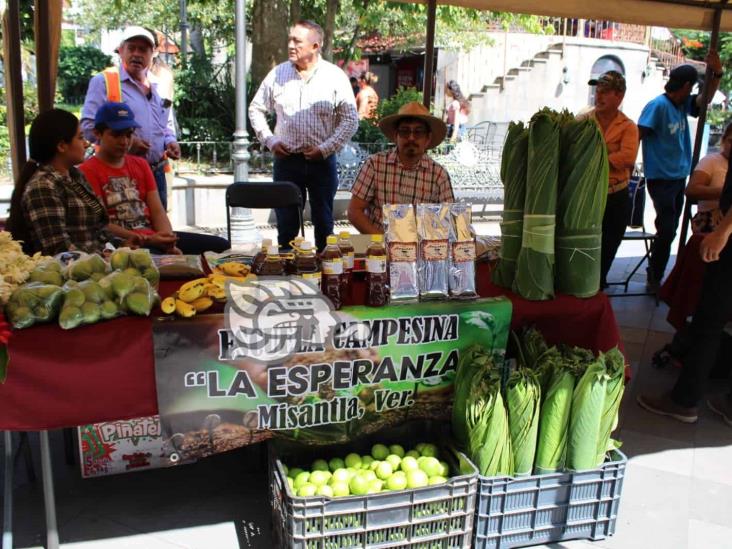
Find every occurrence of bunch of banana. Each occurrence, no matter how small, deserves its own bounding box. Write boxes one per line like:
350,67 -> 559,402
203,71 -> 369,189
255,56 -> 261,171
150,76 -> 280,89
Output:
160,271 -> 256,318
211,261 -> 251,277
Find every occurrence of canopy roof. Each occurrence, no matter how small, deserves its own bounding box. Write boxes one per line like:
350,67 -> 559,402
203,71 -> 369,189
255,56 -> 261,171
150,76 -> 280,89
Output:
394,0 -> 732,32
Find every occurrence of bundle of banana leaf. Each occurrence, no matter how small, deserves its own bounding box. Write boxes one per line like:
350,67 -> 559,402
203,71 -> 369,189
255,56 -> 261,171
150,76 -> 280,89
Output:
452,345 -> 494,447
506,368 -> 541,476
556,118 -> 609,297
493,122 -> 529,289
566,357 -> 608,471
596,347 -> 626,466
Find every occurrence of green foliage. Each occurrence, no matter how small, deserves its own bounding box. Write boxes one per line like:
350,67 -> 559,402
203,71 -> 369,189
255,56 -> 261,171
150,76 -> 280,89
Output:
674,29 -> 732,95
57,46 -> 113,104
353,86 -> 423,143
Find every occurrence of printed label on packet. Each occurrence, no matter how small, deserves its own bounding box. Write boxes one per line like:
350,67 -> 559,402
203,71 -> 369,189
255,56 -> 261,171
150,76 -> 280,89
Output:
343,252 -> 355,270
453,241 -> 476,263
366,255 -> 387,274
301,272 -> 322,282
389,242 -> 417,263
322,259 -> 344,275
422,240 -> 449,261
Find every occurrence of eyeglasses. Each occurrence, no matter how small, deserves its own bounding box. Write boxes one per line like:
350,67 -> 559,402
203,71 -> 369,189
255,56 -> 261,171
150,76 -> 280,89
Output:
396,128 -> 429,138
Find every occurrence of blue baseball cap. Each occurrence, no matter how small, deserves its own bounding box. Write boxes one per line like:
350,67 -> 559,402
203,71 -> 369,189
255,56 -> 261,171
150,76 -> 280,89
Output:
94,102 -> 141,131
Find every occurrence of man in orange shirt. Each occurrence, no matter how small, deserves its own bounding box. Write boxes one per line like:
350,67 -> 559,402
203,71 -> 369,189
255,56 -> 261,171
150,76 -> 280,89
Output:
584,71 -> 640,288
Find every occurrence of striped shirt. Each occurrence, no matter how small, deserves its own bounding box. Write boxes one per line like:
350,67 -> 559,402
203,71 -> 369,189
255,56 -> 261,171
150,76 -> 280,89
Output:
350,149 -> 454,231
249,58 -> 358,158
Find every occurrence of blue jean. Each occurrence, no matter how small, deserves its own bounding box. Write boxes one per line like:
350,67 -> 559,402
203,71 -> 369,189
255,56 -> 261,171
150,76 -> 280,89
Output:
152,164 -> 168,210
146,231 -> 230,255
647,178 -> 686,282
273,154 -> 338,251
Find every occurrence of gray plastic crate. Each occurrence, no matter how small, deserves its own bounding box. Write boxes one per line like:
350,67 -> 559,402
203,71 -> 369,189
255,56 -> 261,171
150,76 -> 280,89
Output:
473,450 -> 627,549
269,441 -> 478,548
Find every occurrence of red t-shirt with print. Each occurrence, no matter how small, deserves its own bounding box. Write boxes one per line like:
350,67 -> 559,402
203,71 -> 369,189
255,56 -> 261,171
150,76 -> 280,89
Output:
80,155 -> 157,236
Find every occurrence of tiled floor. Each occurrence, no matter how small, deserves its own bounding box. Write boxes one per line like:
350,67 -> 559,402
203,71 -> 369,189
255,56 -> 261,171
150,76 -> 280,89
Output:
2,251 -> 731,549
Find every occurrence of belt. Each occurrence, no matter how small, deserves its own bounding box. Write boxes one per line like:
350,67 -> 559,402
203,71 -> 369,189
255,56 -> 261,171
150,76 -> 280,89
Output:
608,180 -> 629,194
149,158 -> 168,172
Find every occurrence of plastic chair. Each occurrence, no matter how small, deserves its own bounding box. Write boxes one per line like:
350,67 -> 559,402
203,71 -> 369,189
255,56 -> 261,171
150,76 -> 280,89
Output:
607,175 -> 657,298
225,181 -> 304,243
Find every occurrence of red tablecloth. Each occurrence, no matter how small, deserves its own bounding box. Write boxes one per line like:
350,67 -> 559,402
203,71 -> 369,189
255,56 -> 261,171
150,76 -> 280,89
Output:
659,235 -> 705,331
0,264 -> 622,431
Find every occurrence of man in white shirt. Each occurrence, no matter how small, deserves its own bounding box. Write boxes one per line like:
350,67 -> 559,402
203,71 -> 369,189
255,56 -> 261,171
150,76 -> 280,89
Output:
249,20 -> 358,251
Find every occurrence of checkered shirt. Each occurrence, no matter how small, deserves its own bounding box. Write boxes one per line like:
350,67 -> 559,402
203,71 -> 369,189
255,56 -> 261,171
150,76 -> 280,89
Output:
22,165 -> 110,256
249,58 -> 358,158
350,149 -> 454,231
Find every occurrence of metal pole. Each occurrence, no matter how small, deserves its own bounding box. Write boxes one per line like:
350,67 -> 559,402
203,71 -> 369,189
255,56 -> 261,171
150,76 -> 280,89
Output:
40,431 -> 59,549
422,0 -> 437,107
230,0 -> 258,246
179,0 -> 188,67
678,6 -> 724,252
3,432 -> 12,549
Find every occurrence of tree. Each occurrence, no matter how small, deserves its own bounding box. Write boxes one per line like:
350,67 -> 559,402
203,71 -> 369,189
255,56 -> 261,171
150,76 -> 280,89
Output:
57,46 -> 112,103
251,0 -> 289,86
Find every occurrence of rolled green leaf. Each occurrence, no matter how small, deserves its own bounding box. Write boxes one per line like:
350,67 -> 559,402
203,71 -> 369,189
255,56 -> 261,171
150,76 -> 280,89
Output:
519,326 -> 549,369
452,345 -> 494,447
534,363 -> 575,474
556,118 -> 609,297
596,347 -> 626,466
513,109 -> 562,301
567,358 -> 608,471
467,373 -> 514,477
493,122 -> 529,289
506,368 -> 541,476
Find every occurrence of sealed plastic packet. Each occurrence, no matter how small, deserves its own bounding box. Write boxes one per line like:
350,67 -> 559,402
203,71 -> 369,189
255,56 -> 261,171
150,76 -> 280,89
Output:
416,203 -> 450,300
27,258 -> 64,286
449,203 -> 478,299
109,247 -> 160,287
59,279 -> 122,330
98,271 -> 160,317
5,283 -> 64,329
64,252 -> 110,282
383,204 -> 419,303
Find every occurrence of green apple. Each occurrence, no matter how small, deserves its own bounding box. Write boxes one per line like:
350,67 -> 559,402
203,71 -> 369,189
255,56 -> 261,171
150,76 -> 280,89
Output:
389,444 -> 405,458
346,467 -> 358,480
415,443 -> 427,453
297,483 -> 317,497
287,477 -> 294,491
439,460 -> 450,477
329,457 -> 345,471
385,472 -> 407,491
368,479 -> 384,493
400,456 -> 419,473
419,457 -> 442,478
371,443 -> 390,460
316,484 -> 334,497
282,464 -> 289,476
345,453 -> 362,469
293,471 -> 311,490
428,476 -> 447,485
361,455 -> 374,469
359,470 -> 377,482
405,450 -> 420,459
331,481 -> 350,497
331,468 -> 350,484
406,469 -> 429,489
385,454 -> 401,471
309,470 -> 331,486
349,475 -> 369,496
375,461 -> 393,480
420,444 -> 439,458
289,467 -> 304,479
312,459 -> 329,471
369,460 -> 382,471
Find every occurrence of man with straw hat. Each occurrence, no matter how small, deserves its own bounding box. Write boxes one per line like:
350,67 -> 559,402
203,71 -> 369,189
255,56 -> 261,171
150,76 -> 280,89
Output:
348,101 -> 454,234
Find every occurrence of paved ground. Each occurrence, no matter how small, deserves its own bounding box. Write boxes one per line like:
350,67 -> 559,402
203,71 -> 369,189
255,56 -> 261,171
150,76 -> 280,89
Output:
2,228 -> 732,549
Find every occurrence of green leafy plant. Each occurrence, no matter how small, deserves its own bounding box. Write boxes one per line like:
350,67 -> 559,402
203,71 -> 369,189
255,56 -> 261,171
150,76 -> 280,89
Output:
353,86 -> 423,143
57,46 -> 113,104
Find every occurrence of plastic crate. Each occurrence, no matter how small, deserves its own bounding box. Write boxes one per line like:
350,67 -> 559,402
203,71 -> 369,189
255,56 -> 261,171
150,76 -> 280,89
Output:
269,427 -> 478,549
473,450 -> 627,549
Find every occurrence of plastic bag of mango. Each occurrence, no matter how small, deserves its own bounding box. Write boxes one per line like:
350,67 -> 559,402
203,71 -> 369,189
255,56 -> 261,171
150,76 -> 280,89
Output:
161,262 -> 255,318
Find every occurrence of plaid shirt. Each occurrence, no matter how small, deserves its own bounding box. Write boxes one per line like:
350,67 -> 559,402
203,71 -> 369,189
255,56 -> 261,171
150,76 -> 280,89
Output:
351,149 -> 455,231
22,165 -> 110,256
249,58 -> 358,158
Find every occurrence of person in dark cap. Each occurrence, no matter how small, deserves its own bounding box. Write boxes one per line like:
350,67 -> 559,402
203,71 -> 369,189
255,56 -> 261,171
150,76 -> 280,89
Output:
638,51 -> 723,292
583,71 -> 639,288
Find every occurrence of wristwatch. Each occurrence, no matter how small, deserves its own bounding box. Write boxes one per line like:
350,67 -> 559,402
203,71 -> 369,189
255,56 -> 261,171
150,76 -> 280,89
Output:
713,70 -> 725,79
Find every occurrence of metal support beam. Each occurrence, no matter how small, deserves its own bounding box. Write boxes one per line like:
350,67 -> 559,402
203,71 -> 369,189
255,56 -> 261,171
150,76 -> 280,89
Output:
230,0 -> 258,246
422,0 -> 437,107
678,5 -> 724,251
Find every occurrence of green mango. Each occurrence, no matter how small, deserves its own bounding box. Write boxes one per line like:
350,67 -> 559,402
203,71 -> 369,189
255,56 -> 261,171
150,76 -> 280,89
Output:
81,281 -> 106,304
123,267 -> 141,278
69,261 -> 93,281
125,292 -> 152,315
130,250 -> 153,270
132,276 -> 150,294
142,267 -> 160,286
10,305 -> 34,329
33,303 -> 55,321
29,270 -> 63,286
64,288 -> 86,308
46,261 -> 62,272
100,300 -> 119,319
34,284 -> 62,301
111,273 -> 135,297
110,250 -> 130,271
59,306 -> 83,330
88,254 -> 107,274
81,302 -> 101,324
14,289 -> 40,309
90,272 -> 105,282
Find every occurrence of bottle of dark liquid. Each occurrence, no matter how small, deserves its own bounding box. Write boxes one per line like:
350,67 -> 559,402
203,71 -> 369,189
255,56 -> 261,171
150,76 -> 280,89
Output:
366,234 -> 388,307
295,240 -> 321,290
337,231 -> 354,303
321,235 -> 343,310
251,238 -> 272,275
259,245 -> 285,276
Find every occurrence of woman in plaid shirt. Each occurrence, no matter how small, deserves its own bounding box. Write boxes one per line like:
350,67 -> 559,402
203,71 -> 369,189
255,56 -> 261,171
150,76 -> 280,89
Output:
8,109 -> 115,256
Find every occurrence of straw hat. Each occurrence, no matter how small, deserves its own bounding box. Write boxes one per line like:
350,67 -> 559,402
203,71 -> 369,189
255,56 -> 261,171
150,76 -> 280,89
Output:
379,101 -> 447,149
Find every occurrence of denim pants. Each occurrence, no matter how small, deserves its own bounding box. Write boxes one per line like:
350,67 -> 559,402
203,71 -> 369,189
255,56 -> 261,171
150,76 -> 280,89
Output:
671,244 -> 732,407
601,187 -> 630,287
145,231 -> 230,255
273,154 -> 338,251
647,178 -> 686,282
152,163 -> 168,211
